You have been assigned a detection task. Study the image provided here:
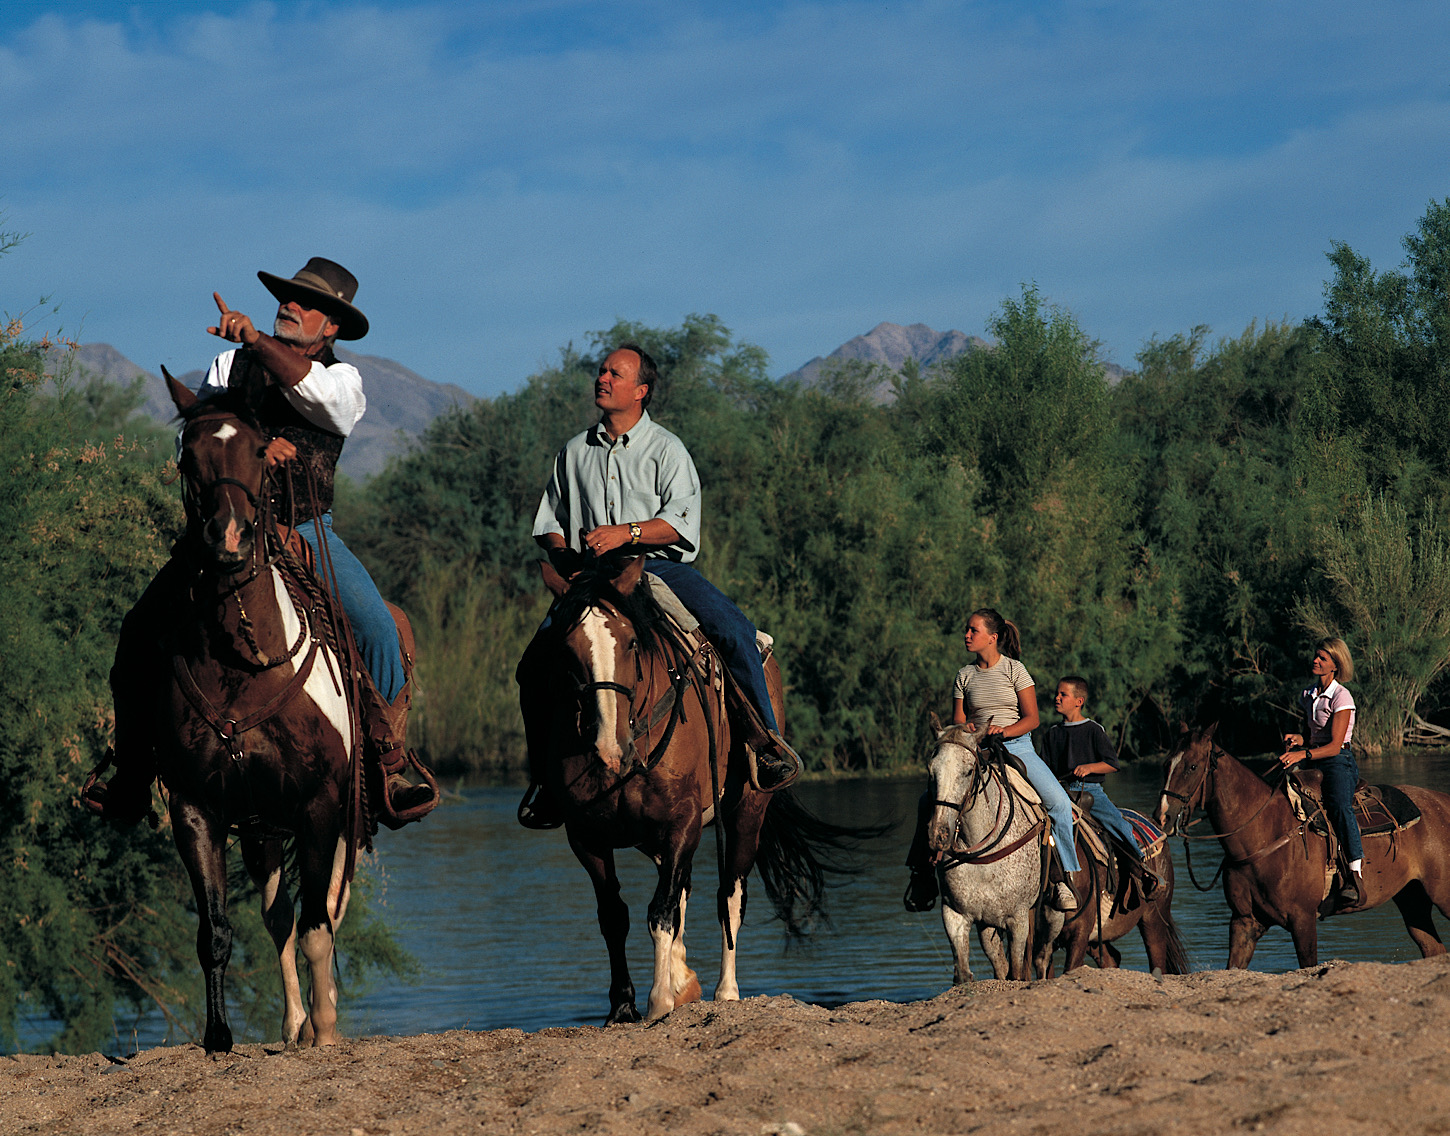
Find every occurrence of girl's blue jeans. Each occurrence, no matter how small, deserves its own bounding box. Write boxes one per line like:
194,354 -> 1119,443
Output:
1005,734 -> 1082,873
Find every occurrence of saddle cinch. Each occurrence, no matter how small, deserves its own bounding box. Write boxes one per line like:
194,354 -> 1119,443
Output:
643,572 -> 779,795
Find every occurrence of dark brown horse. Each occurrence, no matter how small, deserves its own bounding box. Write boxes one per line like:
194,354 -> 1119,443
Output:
1156,724 -> 1450,968
523,557 -> 860,1022
144,371 -> 399,1051
1037,811 -> 1189,978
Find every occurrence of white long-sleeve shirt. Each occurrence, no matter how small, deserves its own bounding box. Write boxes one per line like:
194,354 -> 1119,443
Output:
198,348 -> 366,437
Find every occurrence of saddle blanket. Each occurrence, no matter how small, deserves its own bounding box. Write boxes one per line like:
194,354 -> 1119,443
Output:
1286,770 -> 1422,837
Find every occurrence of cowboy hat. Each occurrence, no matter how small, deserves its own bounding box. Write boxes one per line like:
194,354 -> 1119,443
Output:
257,257 -> 369,340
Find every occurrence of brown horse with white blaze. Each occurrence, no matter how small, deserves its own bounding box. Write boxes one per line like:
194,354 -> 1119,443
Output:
1157,723 -> 1450,968
136,370 -> 391,1051
522,556 -> 861,1023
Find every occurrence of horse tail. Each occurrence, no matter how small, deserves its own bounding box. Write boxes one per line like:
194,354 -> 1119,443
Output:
1157,907 -> 1192,975
754,789 -> 887,938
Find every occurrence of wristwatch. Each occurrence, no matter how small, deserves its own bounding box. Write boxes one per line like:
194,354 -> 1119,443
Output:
628,522 -> 642,545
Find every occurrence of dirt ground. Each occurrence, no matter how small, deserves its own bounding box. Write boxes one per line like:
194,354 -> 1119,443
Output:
7,957 -> 1450,1136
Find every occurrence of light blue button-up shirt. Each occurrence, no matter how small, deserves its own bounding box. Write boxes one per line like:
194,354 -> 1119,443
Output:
532,411 -> 702,562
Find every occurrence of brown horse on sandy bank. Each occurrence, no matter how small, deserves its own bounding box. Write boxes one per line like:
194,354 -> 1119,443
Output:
521,557 -> 865,1023
135,371 -> 411,1051
1156,724 -> 1450,968
1037,808 -> 1188,978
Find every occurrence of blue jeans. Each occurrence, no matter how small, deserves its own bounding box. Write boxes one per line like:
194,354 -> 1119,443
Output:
1312,745 -> 1364,863
1067,780 -> 1137,850
297,514 -> 404,702
643,561 -> 780,734
1005,735 -> 1082,873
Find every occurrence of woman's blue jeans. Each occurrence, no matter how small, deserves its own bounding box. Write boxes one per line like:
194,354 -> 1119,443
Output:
1066,780 -> 1137,849
1005,735 -> 1082,873
1311,745 -> 1364,863
297,514 -> 404,703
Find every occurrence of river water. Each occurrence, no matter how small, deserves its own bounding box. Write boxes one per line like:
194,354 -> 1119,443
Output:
343,751 -> 1450,1040
38,752 -> 1450,1050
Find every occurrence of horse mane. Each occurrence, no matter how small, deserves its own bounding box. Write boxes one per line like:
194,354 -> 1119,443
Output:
549,564 -> 668,655
937,723 -> 980,749
176,384 -> 267,433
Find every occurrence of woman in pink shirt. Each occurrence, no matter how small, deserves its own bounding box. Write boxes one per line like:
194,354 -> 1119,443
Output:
1279,637 -> 1363,907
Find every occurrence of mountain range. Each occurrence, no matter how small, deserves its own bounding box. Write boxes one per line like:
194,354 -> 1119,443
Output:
782,322 -> 988,400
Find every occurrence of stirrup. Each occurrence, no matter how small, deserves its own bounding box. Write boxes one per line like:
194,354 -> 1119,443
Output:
517,782 -> 564,830
755,731 -> 804,792
903,871 -> 938,912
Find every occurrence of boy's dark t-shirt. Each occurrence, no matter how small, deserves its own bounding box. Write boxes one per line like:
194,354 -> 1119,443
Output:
1042,719 -> 1120,783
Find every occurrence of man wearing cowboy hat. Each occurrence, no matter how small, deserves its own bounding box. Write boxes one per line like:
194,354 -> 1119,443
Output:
83,258 -> 436,824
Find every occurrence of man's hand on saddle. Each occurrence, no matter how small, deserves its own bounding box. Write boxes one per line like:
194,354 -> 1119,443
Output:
208,293 -> 260,346
263,438 -> 297,467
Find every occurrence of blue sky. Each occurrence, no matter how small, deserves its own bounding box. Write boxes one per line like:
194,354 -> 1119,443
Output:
2,1 -> 1448,395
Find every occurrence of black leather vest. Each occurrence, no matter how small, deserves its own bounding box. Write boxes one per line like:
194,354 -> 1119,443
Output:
227,348 -> 347,524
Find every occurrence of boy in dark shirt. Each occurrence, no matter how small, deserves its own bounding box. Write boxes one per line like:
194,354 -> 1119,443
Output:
1043,675 -> 1140,857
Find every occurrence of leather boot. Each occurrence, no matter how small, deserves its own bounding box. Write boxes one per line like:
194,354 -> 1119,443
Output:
361,675 -> 438,826
516,636 -> 564,829
82,604 -> 163,826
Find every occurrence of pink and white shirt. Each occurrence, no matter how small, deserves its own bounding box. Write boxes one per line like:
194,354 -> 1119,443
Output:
1300,679 -> 1356,749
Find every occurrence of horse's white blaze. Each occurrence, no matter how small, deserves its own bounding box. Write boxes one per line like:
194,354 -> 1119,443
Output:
1160,751 -> 1184,819
581,608 -> 624,769
716,879 -> 744,1001
270,568 -> 352,759
211,423 -> 238,442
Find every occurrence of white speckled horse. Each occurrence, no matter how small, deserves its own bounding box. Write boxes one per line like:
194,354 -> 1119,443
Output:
925,717 -> 1072,981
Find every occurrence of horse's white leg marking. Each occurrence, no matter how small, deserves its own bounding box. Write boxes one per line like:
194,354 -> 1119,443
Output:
580,610 -> 623,771
646,918 -> 676,1020
271,569 -> 352,758
670,891 -> 698,1000
211,423 -> 238,442
262,864 -> 306,1045
298,923 -> 338,1046
327,835 -> 352,929
299,836 -> 351,1047
715,879 -> 744,1001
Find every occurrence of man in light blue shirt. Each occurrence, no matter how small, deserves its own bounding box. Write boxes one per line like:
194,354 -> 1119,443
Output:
519,343 -> 801,827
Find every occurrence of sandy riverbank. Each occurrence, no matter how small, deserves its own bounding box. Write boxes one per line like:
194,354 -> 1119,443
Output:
6,957 -> 1450,1135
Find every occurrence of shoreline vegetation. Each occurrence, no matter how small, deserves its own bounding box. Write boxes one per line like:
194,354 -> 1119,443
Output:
8,200 -> 1450,1052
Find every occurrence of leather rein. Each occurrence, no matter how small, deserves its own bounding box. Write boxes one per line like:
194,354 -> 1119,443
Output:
932,739 -> 1045,866
1162,742 -> 1300,890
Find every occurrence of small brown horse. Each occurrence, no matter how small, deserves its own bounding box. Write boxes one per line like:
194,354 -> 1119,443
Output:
146,371 -> 395,1051
1157,723 -> 1450,968
1037,811 -> 1189,978
523,557 -> 858,1023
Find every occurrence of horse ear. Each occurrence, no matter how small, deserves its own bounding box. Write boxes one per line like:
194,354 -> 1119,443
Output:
929,710 -> 943,734
1178,721 -> 1190,734
612,555 -> 646,597
1203,721 -> 1219,741
539,559 -> 569,597
163,365 -> 197,414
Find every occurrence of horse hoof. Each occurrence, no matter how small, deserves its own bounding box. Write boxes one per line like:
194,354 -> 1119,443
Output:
606,1003 -> 642,1026
674,973 -> 702,1007
203,1027 -> 233,1055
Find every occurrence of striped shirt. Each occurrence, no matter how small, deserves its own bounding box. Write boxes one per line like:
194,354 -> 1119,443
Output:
953,656 -> 1035,732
